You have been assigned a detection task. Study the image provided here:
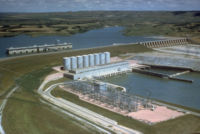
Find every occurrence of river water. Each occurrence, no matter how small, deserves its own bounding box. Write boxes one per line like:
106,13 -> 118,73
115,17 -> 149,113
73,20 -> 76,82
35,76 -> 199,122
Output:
0,26 -> 158,58
103,71 -> 200,110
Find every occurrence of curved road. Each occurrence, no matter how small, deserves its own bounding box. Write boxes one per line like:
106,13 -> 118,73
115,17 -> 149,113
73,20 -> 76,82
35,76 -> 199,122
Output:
38,80 -> 142,134
0,86 -> 19,134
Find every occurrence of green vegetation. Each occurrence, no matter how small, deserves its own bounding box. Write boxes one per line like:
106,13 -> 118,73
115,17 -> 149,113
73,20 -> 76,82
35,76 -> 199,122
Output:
52,87 -> 200,134
0,11 -> 200,42
3,67 -> 100,134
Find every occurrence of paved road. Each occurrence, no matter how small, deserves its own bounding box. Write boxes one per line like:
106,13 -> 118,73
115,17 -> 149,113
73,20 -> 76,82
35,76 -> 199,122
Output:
0,86 -> 18,134
0,86 -> 18,114
38,80 -> 142,134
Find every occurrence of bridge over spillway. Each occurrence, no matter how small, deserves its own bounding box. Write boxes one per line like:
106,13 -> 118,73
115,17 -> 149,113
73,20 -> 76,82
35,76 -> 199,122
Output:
140,38 -> 190,48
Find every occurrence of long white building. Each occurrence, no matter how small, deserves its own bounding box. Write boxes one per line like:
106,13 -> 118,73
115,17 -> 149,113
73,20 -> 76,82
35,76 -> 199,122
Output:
63,52 -> 131,80
64,61 -> 131,80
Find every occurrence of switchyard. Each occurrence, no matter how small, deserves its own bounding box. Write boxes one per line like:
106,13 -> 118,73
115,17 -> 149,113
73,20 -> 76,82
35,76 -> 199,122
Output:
61,80 -> 153,113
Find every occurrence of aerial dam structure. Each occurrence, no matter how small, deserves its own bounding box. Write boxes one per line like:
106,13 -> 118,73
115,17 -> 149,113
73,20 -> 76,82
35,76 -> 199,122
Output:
7,42 -> 72,55
63,52 -> 131,80
140,38 -> 190,48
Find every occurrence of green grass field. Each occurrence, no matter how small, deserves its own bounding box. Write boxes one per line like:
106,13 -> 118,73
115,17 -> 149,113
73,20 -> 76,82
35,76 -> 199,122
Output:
3,68 -> 100,134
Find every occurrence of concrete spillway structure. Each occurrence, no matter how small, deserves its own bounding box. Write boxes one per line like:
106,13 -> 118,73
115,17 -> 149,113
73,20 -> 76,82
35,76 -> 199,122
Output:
89,54 -> 95,67
83,55 -> 89,68
100,53 -> 105,65
104,52 -> 110,64
94,53 -> 100,66
141,38 -> 190,48
77,56 -> 83,69
71,57 -> 77,70
63,57 -> 71,70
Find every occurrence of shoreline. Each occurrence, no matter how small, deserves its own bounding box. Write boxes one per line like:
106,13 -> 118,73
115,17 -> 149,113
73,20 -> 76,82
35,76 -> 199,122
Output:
0,41 -> 140,61
0,35 -> 176,61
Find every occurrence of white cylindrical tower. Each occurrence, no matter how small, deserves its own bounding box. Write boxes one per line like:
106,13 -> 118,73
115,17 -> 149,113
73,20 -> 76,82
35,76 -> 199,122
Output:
71,56 -> 77,70
94,53 -> 100,66
89,54 -> 94,67
77,56 -> 83,69
100,53 -> 105,65
63,57 -> 71,70
83,55 -> 89,68
104,52 -> 110,64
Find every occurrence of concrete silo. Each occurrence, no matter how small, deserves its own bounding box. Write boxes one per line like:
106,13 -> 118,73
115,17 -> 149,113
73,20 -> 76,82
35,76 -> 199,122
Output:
83,55 -> 89,68
104,52 -> 110,64
89,54 -> 94,67
100,53 -> 105,65
94,53 -> 100,66
71,56 -> 77,70
77,56 -> 83,69
63,57 -> 71,70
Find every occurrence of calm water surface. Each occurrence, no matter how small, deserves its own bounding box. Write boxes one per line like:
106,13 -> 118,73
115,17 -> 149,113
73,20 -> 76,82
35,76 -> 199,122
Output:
103,71 -> 200,110
0,27 -> 158,58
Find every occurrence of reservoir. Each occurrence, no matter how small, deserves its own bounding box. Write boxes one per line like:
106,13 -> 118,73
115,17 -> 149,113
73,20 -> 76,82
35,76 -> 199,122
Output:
0,26 -> 159,58
102,71 -> 200,110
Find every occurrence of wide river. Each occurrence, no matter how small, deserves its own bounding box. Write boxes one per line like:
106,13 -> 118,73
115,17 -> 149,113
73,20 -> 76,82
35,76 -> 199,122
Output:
0,26 -> 158,58
103,71 -> 200,110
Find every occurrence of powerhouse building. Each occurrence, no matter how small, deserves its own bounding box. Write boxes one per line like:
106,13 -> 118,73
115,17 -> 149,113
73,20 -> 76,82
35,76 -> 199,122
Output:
64,61 -> 131,80
63,52 -> 131,80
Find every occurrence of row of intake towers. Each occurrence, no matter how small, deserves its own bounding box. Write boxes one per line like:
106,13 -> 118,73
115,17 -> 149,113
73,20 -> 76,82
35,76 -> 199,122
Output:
63,52 -> 111,70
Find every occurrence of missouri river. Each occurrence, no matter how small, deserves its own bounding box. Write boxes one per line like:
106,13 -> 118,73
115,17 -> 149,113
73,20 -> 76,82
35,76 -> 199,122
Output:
0,26 -> 159,58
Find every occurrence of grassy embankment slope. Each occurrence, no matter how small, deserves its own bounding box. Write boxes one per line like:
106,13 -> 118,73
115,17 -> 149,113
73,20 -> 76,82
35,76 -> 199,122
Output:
0,11 -> 200,43
1,44 -> 154,134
